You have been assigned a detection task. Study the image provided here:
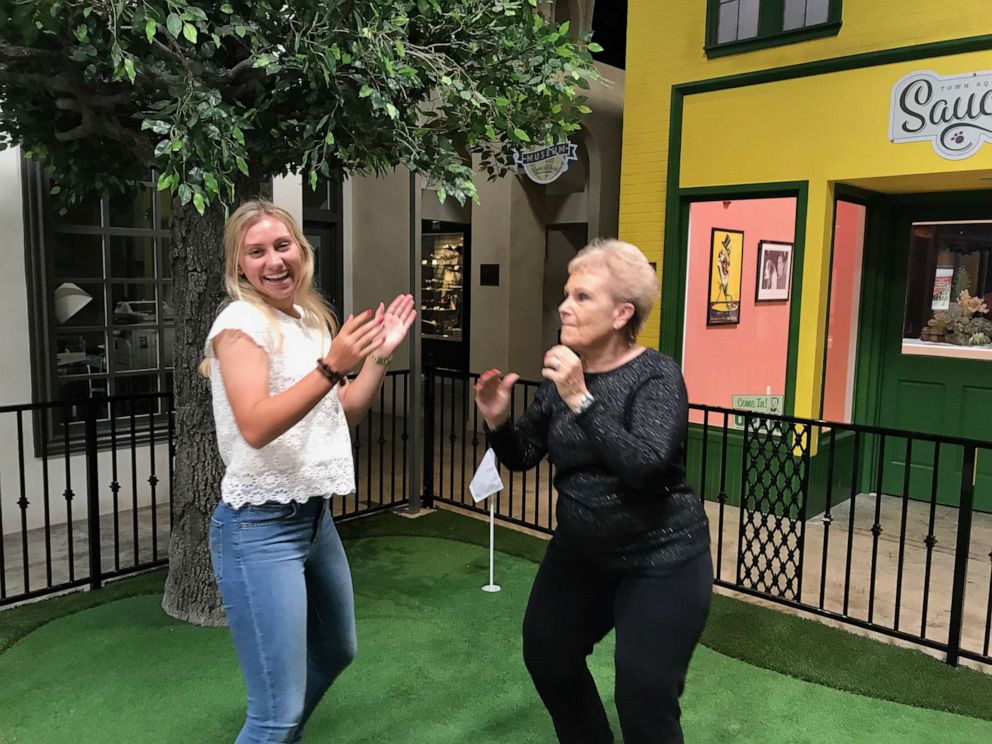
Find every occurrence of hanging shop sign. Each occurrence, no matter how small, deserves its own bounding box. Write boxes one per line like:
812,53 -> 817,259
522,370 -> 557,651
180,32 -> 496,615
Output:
514,141 -> 578,184
890,69 -> 992,160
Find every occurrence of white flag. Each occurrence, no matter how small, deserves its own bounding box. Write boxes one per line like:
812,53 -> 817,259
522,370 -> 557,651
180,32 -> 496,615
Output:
469,448 -> 504,503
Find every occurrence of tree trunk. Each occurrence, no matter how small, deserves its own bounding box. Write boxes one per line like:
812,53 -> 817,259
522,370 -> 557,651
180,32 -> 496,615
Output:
162,178 -> 261,626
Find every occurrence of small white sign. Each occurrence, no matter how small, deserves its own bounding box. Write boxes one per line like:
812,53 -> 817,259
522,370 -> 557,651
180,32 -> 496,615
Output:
731,393 -> 784,430
469,448 -> 504,503
931,267 -> 954,310
890,69 -> 992,160
513,141 -> 578,184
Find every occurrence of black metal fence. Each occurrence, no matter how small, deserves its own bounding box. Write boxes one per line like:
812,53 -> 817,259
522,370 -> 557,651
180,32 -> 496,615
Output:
422,367 -> 992,667
0,370 -> 409,608
4,365 -> 991,668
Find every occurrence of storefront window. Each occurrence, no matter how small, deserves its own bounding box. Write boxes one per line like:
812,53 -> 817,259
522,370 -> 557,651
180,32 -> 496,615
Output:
903,221 -> 992,360
683,197 -> 797,424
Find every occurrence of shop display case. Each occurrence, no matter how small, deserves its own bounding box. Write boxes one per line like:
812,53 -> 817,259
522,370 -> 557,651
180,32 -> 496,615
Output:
421,222 -> 470,371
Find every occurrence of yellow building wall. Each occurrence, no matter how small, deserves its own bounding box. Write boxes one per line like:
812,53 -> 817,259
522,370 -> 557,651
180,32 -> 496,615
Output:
620,1 -> 992,419
620,0 -> 992,351
680,50 -> 992,416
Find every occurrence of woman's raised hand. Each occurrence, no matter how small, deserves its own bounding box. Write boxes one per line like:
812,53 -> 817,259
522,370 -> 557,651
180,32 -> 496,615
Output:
474,369 -> 519,429
323,309 -> 383,373
375,294 -> 417,356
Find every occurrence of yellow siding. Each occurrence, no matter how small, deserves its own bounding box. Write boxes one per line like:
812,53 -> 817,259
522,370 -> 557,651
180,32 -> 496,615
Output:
621,0 -> 992,412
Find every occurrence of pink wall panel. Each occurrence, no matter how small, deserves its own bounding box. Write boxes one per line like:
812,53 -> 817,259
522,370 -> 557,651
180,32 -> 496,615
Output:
822,200 -> 866,423
683,198 -> 796,422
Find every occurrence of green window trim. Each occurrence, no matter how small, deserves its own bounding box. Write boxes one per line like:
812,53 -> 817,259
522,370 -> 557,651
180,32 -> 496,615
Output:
705,0 -> 843,59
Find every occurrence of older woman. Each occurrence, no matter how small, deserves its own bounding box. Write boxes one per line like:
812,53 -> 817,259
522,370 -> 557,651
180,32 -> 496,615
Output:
475,239 -> 711,744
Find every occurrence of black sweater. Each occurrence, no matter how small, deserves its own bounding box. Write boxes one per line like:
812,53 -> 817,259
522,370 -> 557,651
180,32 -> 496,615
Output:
487,349 -> 709,569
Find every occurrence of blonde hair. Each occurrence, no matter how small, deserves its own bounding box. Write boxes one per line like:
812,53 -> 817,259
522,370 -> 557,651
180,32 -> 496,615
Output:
568,238 -> 659,345
199,200 -> 338,376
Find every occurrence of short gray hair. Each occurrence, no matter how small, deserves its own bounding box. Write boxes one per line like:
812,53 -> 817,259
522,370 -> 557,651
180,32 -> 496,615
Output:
568,238 -> 659,344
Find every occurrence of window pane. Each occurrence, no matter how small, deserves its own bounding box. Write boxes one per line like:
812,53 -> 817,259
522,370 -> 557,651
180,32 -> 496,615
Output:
159,238 -> 173,279
158,188 -> 173,231
55,331 -> 107,377
783,0 -> 807,30
108,186 -> 154,229
683,197 -> 797,423
163,326 -> 175,368
161,283 -> 175,321
110,236 -> 156,279
907,221 -> 992,354
111,283 -> 158,325
717,1 -> 739,44
738,0 -> 760,38
806,0 -> 830,25
303,179 -> 332,210
114,373 -> 159,416
54,194 -> 101,227
55,281 -> 105,327
54,379 -> 110,424
53,233 -> 104,278
111,328 -> 159,371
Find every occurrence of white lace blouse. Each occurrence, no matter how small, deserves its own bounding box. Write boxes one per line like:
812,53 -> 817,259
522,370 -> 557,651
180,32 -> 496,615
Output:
204,301 -> 355,508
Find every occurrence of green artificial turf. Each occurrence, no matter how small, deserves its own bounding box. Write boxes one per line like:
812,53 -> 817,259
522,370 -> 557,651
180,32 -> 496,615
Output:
2,535 -> 991,744
1,507 -> 991,738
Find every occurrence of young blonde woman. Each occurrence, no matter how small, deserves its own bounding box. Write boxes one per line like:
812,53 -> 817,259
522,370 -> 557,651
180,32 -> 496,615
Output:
475,239 -> 712,744
204,200 -> 414,743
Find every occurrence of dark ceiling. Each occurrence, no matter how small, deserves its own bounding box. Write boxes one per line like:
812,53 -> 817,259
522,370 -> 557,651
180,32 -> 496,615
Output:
590,0 -> 627,69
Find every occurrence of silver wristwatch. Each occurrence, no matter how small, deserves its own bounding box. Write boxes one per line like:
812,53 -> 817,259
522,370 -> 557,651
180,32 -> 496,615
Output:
575,392 -> 595,415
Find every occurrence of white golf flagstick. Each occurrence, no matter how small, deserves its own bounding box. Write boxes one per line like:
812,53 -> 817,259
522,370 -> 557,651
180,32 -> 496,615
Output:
469,448 -> 504,593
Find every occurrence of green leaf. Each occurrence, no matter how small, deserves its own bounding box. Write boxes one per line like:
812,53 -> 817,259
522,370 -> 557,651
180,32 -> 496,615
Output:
359,85 -> 372,98
166,14 -> 182,38
587,42 -> 604,53
193,192 -> 206,215
232,127 -> 245,145
145,19 -> 156,44
178,183 -> 193,205
395,40 -> 405,58
577,104 -> 591,114
309,170 -> 318,191
236,157 -> 249,176
73,25 -> 88,43
220,3 -> 235,13
235,25 -> 246,38
437,187 -> 447,203
49,185 -> 61,195
83,6 -> 92,17
385,103 -> 399,120
170,139 -> 183,152
494,97 -> 510,108
156,172 -> 173,191
203,172 -> 219,195
123,58 -> 136,83
182,23 -> 197,44
513,128 -> 530,142
324,131 -> 335,145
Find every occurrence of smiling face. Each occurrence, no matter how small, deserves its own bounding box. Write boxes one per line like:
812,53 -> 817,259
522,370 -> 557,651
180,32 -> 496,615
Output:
558,267 -> 634,353
237,216 -> 303,313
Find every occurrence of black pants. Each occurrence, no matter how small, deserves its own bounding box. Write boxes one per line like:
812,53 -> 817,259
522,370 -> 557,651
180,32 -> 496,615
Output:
522,542 -> 713,744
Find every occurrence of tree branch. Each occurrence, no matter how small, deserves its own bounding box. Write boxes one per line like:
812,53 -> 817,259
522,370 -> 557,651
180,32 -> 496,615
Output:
0,41 -> 59,62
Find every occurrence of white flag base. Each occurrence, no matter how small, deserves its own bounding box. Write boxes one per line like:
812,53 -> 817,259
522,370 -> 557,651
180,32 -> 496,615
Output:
482,583 -> 501,593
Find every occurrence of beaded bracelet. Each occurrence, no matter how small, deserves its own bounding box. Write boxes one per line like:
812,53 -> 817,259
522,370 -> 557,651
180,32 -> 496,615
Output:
315,358 -> 345,386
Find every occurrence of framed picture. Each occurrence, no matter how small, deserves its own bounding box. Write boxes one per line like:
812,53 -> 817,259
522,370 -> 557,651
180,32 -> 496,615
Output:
707,228 -> 744,326
755,240 -> 793,303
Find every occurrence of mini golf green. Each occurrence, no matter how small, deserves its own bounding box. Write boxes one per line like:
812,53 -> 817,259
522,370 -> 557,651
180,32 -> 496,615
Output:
1,534 -> 991,743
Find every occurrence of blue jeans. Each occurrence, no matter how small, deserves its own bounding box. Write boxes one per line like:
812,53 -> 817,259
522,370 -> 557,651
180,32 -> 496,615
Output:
210,498 -> 357,743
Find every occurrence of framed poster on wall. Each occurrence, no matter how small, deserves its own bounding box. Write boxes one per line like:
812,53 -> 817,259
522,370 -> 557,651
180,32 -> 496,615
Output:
707,228 -> 744,325
755,240 -> 793,302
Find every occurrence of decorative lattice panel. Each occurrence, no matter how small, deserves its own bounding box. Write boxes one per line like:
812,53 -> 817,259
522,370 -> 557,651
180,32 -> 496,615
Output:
736,417 -> 810,601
